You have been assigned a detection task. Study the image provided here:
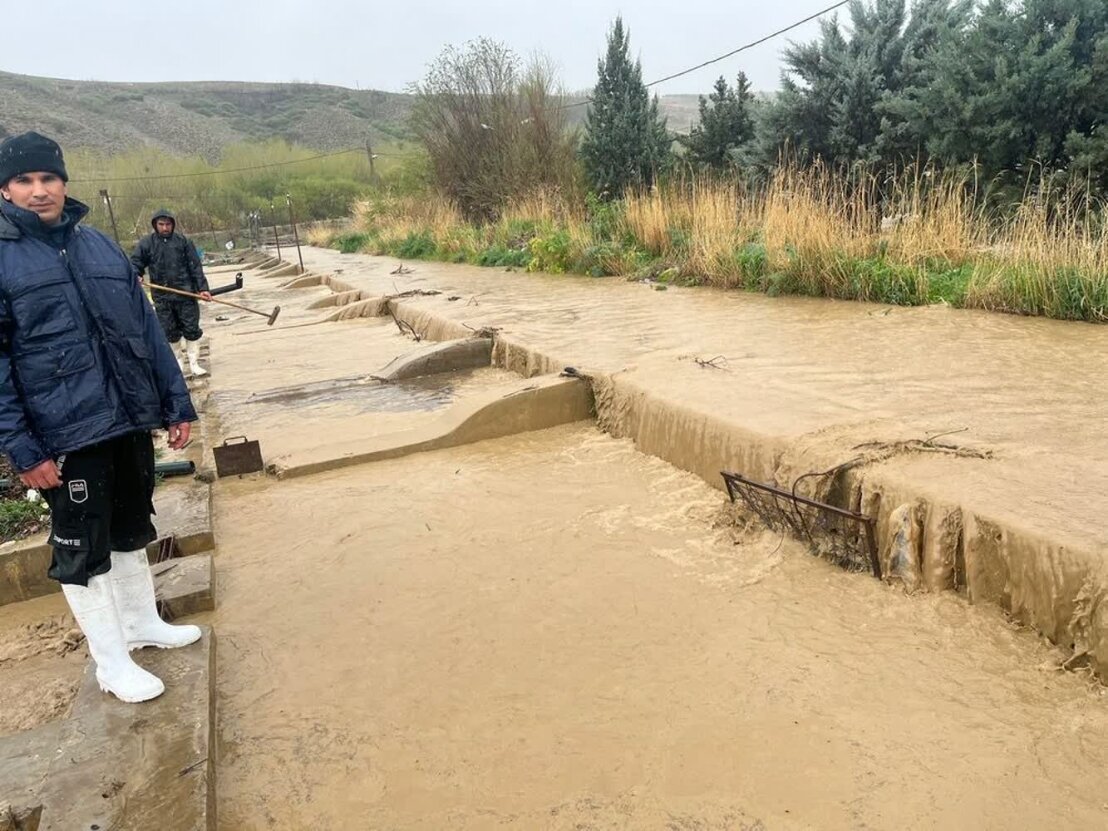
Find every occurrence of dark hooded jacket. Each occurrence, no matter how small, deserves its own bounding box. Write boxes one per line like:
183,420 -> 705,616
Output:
130,209 -> 209,294
0,197 -> 196,472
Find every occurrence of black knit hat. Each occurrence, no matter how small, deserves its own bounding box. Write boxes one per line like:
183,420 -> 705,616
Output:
0,132 -> 68,186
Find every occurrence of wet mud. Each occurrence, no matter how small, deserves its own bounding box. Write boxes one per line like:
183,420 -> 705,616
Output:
0,594 -> 84,737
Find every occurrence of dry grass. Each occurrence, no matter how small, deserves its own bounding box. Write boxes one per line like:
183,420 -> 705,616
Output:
332,161 -> 1108,322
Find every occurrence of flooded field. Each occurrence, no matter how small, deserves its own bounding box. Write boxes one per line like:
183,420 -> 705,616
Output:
3,250 -> 1106,829
198,255 -> 1107,829
211,425 -> 1108,830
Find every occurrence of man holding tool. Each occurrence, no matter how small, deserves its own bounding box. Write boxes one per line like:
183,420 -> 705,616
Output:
130,208 -> 213,377
0,132 -> 201,703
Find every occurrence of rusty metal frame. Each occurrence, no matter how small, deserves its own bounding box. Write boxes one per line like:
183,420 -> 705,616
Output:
721,471 -> 881,578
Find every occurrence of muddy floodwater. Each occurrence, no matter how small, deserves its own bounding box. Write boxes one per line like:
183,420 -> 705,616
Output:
192,253 -> 1108,829
211,425 -> 1108,830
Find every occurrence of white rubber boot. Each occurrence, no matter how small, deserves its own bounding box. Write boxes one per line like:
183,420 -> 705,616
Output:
173,340 -> 187,376
109,549 -> 202,650
61,575 -> 165,703
186,339 -> 207,377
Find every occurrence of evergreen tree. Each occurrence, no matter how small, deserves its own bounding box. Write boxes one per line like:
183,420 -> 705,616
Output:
905,0 -> 1107,180
680,74 -> 756,169
754,0 -> 968,168
1064,33 -> 1108,190
581,17 -> 671,198
875,0 -> 975,163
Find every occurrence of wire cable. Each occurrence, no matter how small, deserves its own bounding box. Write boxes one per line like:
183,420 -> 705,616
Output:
558,0 -> 850,110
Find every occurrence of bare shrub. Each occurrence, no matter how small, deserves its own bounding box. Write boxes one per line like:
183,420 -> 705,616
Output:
411,39 -> 578,221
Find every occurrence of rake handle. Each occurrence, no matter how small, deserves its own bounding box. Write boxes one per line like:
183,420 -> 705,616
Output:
144,280 -> 270,319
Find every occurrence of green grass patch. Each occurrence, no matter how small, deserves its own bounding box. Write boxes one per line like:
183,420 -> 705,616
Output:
334,232 -> 373,254
925,262 -> 973,306
527,231 -> 574,274
394,231 -> 438,259
476,244 -> 531,268
0,498 -> 49,541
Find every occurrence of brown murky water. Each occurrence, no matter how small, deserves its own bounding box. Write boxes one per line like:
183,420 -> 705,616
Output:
204,281 -> 522,462
199,259 -> 1108,829
300,248 -> 1108,555
210,425 -> 1108,830
294,249 -> 1108,670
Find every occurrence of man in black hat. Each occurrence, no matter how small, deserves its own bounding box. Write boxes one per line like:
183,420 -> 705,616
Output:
0,131 -> 201,703
131,208 -> 213,377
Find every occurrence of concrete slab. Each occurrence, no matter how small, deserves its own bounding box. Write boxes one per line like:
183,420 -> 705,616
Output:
36,628 -> 215,831
152,555 -> 215,619
259,263 -> 299,278
273,374 -> 593,479
273,273 -> 316,289
0,481 -> 213,607
375,337 -> 492,381
0,721 -> 61,819
150,480 -> 215,557
306,289 -> 366,309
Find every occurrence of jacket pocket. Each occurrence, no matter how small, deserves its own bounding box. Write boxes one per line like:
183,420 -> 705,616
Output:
117,336 -> 161,416
9,269 -> 80,344
86,263 -> 133,282
16,344 -> 96,391
19,346 -> 103,437
126,336 -> 150,360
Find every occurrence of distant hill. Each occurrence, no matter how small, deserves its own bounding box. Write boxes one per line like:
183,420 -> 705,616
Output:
0,72 -> 414,159
0,71 -> 703,158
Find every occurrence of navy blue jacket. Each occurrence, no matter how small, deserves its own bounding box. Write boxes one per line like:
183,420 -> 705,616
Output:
0,198 -> 197,472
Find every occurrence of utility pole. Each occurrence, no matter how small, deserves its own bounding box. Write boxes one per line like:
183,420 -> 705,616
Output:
269,203 -> 282,261
285,193 -> 304,274
208,214 -> 220,252
99,189 -> 120,245
365,138 -> 377,184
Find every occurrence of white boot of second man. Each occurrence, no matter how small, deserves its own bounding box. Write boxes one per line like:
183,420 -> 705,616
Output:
185,339 -> 207,377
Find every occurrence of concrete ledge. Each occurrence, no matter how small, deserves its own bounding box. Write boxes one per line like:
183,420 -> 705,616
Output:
0,722 -> 62,824
259,263 -> 300,278
307,289 -> 367,309
35,628 -> 215,830
360,286 -> 1108,678
376,337 -> 492,381
276,273 -> 321,289
0,481 -> 213,607
152,555 -> 215,619
273,375 -> 593,479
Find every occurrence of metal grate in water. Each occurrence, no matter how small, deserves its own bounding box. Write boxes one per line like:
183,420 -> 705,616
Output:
721,471 -> 881,578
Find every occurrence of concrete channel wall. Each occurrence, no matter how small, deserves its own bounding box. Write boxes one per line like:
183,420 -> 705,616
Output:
360,294 -> 1108,679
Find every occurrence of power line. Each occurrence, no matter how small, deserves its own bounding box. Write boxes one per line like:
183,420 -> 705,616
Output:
559,0 -> 851,110
645,0 -> 850,88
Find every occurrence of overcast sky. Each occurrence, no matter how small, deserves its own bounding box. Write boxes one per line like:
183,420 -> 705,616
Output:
2,1 -> 841,94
